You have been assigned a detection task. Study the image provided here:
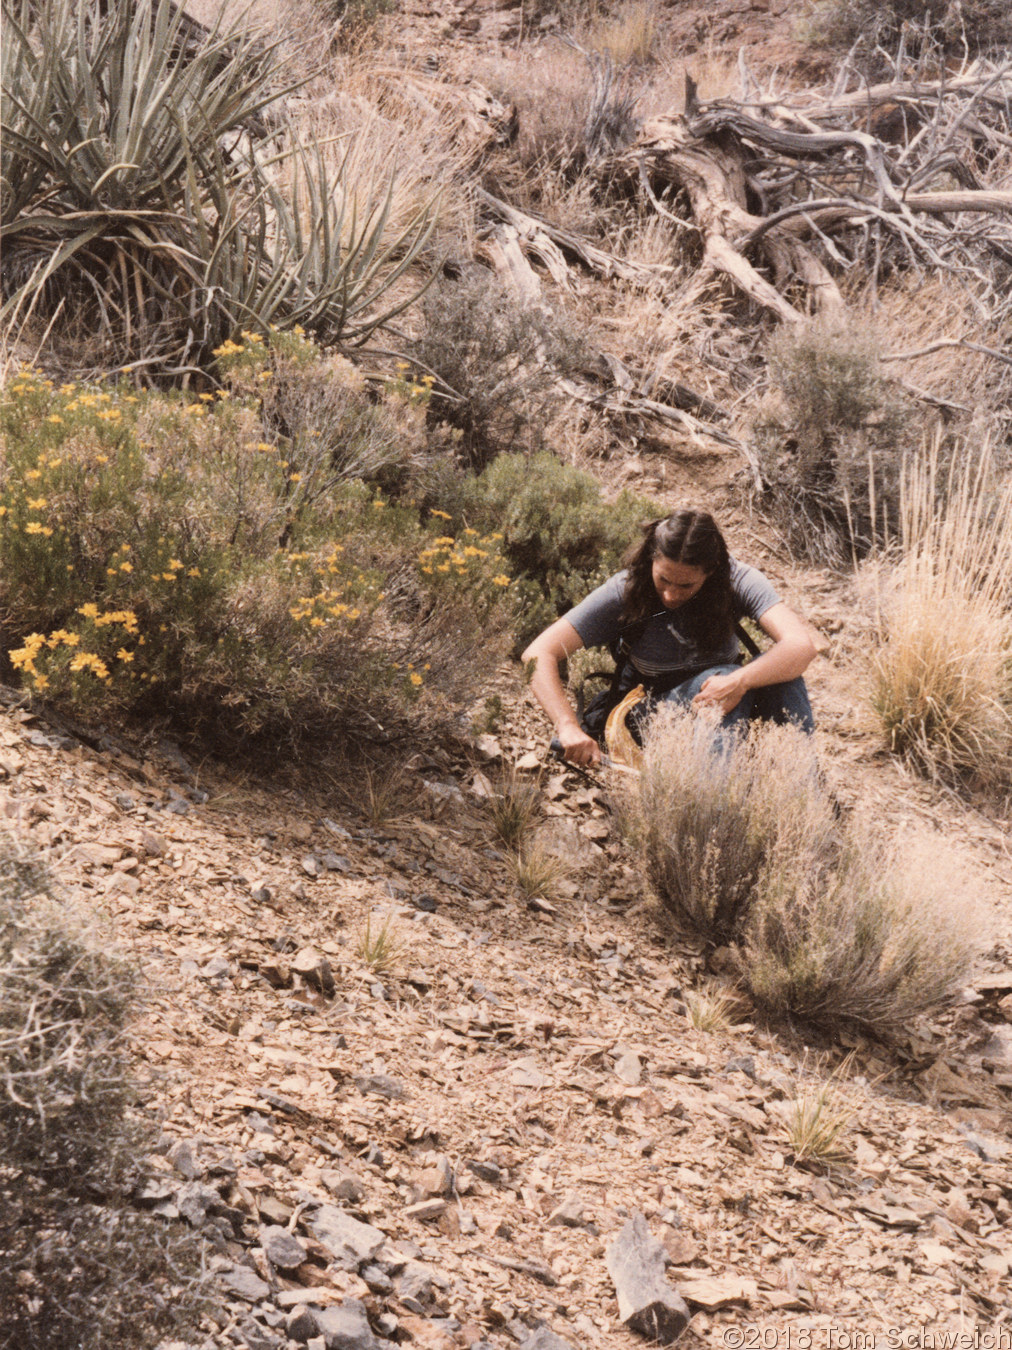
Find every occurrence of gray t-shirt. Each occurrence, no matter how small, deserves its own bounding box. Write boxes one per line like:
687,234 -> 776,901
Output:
562,558 -> 780,681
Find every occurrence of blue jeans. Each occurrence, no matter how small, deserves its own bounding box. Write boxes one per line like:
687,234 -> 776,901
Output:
630,664 -> 815,740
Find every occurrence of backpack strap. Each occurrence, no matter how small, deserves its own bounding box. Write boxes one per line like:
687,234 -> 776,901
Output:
735,620 -> 762,659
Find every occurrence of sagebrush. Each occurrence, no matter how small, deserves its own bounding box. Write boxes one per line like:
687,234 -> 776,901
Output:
0,835 -> 214,1349
757,316 -> 912,561
622,710 -> 979,1032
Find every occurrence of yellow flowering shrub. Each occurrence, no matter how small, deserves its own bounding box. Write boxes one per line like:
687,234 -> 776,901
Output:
0,349 -> 513,749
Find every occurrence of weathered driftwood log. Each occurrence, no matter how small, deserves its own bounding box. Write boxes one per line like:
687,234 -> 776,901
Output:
602,67 -> 1011,324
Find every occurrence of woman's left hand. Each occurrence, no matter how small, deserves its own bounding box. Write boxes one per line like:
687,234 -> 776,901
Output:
693,669 -> 747,715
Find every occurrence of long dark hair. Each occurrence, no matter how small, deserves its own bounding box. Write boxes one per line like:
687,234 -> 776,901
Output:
621,510 -> 734,644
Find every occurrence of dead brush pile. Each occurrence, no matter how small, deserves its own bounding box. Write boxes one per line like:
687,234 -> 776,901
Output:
621,710 -> 980,1034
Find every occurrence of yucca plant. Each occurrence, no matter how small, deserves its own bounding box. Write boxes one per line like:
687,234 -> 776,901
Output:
0,0 -> 436,376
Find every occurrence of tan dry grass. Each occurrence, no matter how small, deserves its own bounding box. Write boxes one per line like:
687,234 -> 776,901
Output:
579,2 -> 658,65
870,438 -> 1012,790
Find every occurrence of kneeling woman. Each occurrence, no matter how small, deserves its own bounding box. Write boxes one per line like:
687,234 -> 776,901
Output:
522,509 -> 817,767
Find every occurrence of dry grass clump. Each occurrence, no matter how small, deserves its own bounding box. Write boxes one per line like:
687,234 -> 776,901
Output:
623,710 -> 980,1033
507,841 -> 569,903
0,834 -> 214,1348
579,1 -> 658,65
870,440 -> 1012,792
488,766 -> 543,851
359,911 -> 407,973
785,1062 -> 855,1165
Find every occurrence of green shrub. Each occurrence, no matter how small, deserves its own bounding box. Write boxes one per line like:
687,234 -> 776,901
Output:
620,710 -> 979,1033
757,317 -> 912,561
800,0 -> 1011,54
411,272 -> 585,469
0,835 -> 214,1348
418,450 -> 656,649
0,337 -> 514,750
1,0 -> 435,375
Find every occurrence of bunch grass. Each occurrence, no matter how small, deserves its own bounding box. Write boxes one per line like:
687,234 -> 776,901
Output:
870,438 -> 1012,791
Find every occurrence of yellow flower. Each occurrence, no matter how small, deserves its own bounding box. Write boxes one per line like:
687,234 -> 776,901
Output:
198,392 -> 214,402
492,575 -> 511,586
289,473 -> 302,483
27,497 -> 48,509
26,469 -> 42,481
33,674 -> 49,692
116,648 -> 133,662
78,602 -> 99,618
46,415 -> 63,424
372,499 -> 385,509
409,672 -> 423,687
161,572 -> 176,582
429,509 -> 451,521
0,507 -> 6,517
310,616 -> 325,628
95,455 -> 109,465
96,408 -> 121,421
187,567 -> 200,578
168,558 -> 184,570
25,522 -> 45,535
120,561 -> 133,572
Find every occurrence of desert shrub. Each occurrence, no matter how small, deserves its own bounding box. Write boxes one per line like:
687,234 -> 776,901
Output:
757,316 -> 913,561
0,338 -> 515,750
742,832 -> 979,1032
418,451 -> 656,649
622,711 -> 978,1032
411,271 -> 586,469
625,709 -> 835,945
0,835 -> 213,1348
0,0 -> 435,376
870,440 -> 1012,791
800,0 -> 1011,56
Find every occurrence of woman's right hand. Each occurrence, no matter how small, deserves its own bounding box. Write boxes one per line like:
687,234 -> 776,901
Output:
556,721 -> 602,767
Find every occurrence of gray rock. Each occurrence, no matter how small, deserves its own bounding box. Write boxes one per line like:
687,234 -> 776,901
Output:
292,946 -> 336,997
177,1181 -> 224,1227
605,1212 -> 690,1344
201,956 -> 231,980
235,1318 -> 284,1350
310,1206 -> 386,1270
222,1264 -> 271,1302
520,1329 -> 579,1350
168,1139 -> 199,1180
360,1263 -> 393,1294
311,1299 -> 383,1350
262,1224 -> 307,1270
321,851 -> 351,872
465,1159 -> 501,1183
547,1196 -> 591,1230
395,1260 -> 433,1311
354,1074 -> 405,1101
286,1305 -> 318,1343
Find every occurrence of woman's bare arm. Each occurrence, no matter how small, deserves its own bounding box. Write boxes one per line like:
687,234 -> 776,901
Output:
693,602 -> 817,714
521,618 -> 602,766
